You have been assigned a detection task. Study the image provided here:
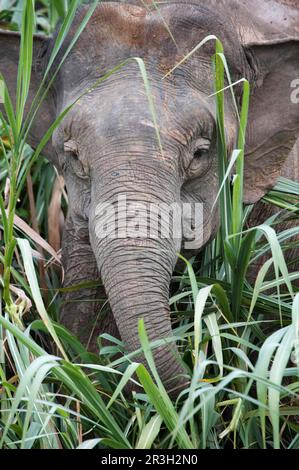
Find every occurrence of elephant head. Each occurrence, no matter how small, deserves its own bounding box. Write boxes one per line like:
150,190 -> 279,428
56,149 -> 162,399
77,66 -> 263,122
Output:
1,1 -> 298,395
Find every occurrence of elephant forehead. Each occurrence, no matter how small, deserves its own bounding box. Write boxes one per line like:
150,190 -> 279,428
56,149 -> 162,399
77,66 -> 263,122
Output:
62,2 -> 243,75
67,3 -> 176,72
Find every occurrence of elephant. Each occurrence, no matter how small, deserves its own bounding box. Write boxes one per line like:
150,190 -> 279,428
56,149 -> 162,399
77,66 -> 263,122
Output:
0,0 -> 298,396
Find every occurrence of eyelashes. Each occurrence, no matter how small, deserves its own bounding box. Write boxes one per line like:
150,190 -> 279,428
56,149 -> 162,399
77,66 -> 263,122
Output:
62,140 -> 90,180
64,140 -> 79,157
193,137 -> 210,159
193,147 -> 209,160
184,137 -> 212,178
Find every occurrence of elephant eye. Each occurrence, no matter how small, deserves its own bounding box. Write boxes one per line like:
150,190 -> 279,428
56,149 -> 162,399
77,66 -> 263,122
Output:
194,148 -> 209,159
193,138 -> 210,159
63,140 -> 89,179
185,138 -> 211,178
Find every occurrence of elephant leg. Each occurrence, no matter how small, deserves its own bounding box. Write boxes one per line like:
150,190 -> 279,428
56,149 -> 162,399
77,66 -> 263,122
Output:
60,214 -> 120,353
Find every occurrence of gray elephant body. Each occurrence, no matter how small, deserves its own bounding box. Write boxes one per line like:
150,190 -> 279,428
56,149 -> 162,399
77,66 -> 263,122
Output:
1,0 -> 298,395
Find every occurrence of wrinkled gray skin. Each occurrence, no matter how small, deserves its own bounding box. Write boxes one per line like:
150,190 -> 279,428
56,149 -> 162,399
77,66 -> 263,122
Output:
0,0 -> 298,396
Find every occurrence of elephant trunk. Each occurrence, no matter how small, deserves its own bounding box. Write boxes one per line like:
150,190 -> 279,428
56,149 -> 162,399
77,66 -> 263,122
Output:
89,162 -> 188,395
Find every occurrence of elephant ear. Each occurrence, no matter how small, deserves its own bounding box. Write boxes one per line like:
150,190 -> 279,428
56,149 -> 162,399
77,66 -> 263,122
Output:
0,30 -> 55,162
235,0 -> 299,203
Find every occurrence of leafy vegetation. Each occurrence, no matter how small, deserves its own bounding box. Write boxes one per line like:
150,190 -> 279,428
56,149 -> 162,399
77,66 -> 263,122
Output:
0,0 -> 298,449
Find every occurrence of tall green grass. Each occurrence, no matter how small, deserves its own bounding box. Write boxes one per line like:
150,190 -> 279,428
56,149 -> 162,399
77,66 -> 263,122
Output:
0,0 -> 298,449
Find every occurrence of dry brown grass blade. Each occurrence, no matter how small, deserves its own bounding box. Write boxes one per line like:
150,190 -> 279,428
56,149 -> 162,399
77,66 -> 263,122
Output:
12,213 -> 61,264
9,284 -> 32,314
4,177 -> 10,207
26,173 -> 47,291
48,175 -> 65,253
31,248 -> 46,261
